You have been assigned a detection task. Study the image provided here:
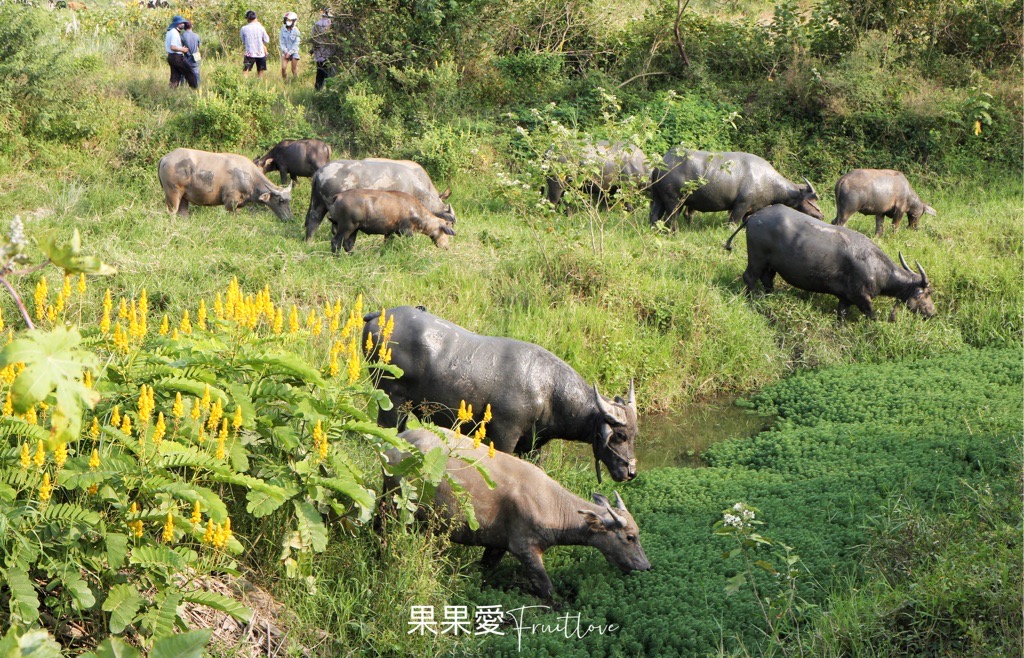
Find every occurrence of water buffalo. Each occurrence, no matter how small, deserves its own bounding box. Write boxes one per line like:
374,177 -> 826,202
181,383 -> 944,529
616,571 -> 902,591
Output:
383,428 -> 651,598
363,306 -> 639,482
328,189 -> 456,253
833,169 -> 936,238
727,204 -> 935,322
157,148 -> 292,221
544,141 -> 649,208
649,148 -> 823,229
305,159 -> 454,242
253,138 -> 333,185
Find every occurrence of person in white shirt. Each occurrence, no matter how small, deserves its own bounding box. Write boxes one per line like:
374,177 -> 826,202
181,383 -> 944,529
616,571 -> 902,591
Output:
240,10 -> 270,79
279,12 -> 301,81
164,15 -> 196,89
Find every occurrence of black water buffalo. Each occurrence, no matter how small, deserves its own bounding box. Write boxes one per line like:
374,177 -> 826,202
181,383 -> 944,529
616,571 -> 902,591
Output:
544,141 -> 649,207
363,306 -> 639,482
305,159 -> 454,242
727,204 -> 935,322
328,189 -> 456,253
157,148 -> 292,221
383,428 -> 650,598
833,169 -> 936,238
253,139 -> 332,185
649,148 -> 823,229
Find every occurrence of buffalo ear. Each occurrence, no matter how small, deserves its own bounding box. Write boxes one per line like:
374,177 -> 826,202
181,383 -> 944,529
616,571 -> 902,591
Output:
924,205 -> 937,216
578,509 -> 607,532
591,492 -> 611,507
258,192 -> 271,203
262,157 -> 274,170
441,225 -> 456,236
439,186 -> 452,201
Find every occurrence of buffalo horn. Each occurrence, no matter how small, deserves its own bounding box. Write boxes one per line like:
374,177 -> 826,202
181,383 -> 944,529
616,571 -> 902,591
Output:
627,380 -> 636,411
803,177 -> 817,198
613,490 -> 626,511
898,251 -> 912,272
594,383 -> 616,419
915,260 -> 929,288
594,457 -> 603,484
603,503 -> 627,528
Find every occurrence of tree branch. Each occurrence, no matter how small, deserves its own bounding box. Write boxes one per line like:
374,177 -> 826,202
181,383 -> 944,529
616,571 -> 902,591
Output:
674,0 -> 692,69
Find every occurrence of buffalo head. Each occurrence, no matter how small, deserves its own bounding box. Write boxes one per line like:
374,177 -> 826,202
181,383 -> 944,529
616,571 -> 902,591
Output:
578,491 -> 651,572
898,252 -> 936,318
259,182 -> 293,222
592,381 -> 638,483
795,178 -> 824,220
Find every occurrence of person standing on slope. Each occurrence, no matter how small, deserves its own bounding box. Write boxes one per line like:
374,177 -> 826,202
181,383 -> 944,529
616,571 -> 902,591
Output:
240,10 -> 270,79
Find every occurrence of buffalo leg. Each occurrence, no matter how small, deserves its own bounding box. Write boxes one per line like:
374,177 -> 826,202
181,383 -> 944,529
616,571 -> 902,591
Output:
853,295 -> 875,320
836,298 -> 850,323
874,214 -> 886,237
742,266 -> 761,296
481,547 -> 507,569
177,198 -> 189,219
514,547 -> 553,599
648,195 -> 664,228
891,209 -> 904,231
305,189 -> 327,241
278,167 -> 290,186
759,268 -> 776,293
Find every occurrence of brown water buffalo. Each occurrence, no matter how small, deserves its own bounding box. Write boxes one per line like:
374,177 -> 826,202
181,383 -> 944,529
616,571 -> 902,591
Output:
158,148 -> 292,221
383,428 -> 651,598
253,139 -> 332,185
728,204 -> 935,322
650,148 -> 823,229
833,169 -> 936,237
328,189 -> 456,253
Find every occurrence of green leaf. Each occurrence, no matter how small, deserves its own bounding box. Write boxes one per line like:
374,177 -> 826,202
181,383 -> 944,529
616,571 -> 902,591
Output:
421,446 -> 447,485
310,475 -> 374,511
341,420 -> 408,450
293,500 -> 329,552
0,482 -> 15,502
182,590 -> 252,623
37,229 -> 117,275
251,353 -> 326,387
42,503 -> 100,527
149,630 -> 212,658
105,533 -> 128,570
63,570 -> 97,611
5,568 -> 40,625
82,637 -> 140,658
446,477 -> 479,531
14,629 -> 62,658
228,440 -> 249,473
146,590 -> 181,641
245,486 -> 290,517
129,544 -> 186,571
725,572 -> 746,596
153,377 -> 227,404
102,583 -> 144,634
0,327 -> 99,443
754,559 -> 778,575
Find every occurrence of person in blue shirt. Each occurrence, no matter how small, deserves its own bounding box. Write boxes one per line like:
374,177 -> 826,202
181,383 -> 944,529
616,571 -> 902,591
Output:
180,21 -> 202,88
165,15 -> 197,89
279,12 -> 301,81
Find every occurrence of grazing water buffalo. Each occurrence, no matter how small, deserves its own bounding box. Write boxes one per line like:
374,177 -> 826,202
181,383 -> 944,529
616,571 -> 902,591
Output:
544,141 -> 649,207
253,139 -> 333,185
833,169 -> 936,237
727,205 -> 935,322
383,428 -> 651,598
649,148 -> 823,229
157,148 -> 292,221
305,159 -> 454,242
328,189 -> 456,253
363,306 -> 639,482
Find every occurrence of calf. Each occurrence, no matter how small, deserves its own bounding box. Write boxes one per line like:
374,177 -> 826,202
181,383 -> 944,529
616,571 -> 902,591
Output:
833,169 -> 936,237
253,139 -> 332,185
383,428 -> 651,598
731,204 -> 935,322
328,189 -> 455,254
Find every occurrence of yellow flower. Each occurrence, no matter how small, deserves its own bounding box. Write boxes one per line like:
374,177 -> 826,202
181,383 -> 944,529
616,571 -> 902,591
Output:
152,412 -> 166,446
127,302 -> 140,340
3,391 -> 12,416
312,319 -> 322,336
200,384 -> 211,412
190,398 -> 202,421
162,512 -> 175,543
0,309 -> 4,333
203,519 -> 215,544
54,442 -> 67,469
61,274 -> 71,299
354,294 -> 363,320
457,400 -> 473,423
474,423 -> 486,443
232,406 -> 243,430
138,289 -> 148,330
313,420 -> 328,460
83,369 -> 93,389
77,273 -> 87,294
34,276 -> 48,322
288,305 -> 300,334
113,323 -> 130,353
118,298 -> 128,321
346,339 -> 360,384
137,384 -> 154,426
46,304 -> 56,324
38,472 -> 52,502
90,417 -> 100,439
973,120 -> 982,136
214,293 -> 225,321
55,290 -> 66,316
218,417 -> 229,441
273,308 -> 284,335
159,315 -> 169,336
87,483 -> 98,495
382,314 -> 396,344
24,405 -> 37,426
306,309 -> 318,330
329,352 -> 339,378
483,403 -> 493,424
33,439 -> 45,467
380,346 -> 392,365
100,289 -> 112,334
172,392 -> 183,419
179,310 -> 192,335
110,406 -> 121,428
171,328 -> 179,341
89,448 -> 100,470
364,332 -> 374,353
191,501 -> 202,525
488,442 -> 496,458
19,442 -> 30,469
197,300 -> 207,331
120,414 -> 132,437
